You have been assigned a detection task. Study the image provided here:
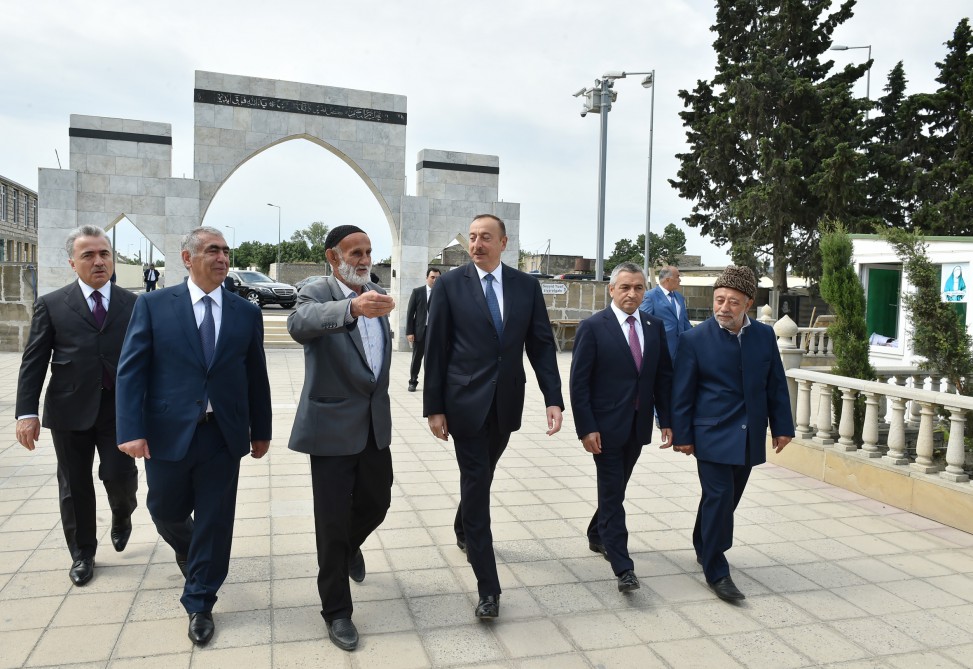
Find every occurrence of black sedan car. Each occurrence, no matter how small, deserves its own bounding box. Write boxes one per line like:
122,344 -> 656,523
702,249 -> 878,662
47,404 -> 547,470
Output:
227,270 -> 297,309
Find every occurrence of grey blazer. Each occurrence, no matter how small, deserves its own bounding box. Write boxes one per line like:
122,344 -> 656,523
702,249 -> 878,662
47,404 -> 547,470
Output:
286,275 -> 392,456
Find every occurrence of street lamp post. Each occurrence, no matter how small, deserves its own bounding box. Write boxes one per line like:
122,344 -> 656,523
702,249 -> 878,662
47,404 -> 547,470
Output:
642,71 -> 656,283
225,225 -> 236,268
831,44 -> 872,119
574,69 -> 656,282
267,203 -> 281,277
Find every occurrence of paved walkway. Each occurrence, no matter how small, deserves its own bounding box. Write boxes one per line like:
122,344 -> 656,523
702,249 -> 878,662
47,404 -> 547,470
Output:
2,349 -> 973,668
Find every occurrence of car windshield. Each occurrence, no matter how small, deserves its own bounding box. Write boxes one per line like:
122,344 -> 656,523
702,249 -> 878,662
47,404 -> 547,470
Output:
237,271 -> 273,283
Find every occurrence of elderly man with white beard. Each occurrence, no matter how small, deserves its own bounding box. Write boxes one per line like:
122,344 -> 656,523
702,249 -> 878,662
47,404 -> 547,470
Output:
287,225 -> 396,652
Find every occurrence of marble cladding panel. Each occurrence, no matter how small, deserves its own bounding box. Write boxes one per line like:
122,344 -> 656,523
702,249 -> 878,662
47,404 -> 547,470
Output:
363,143 -> 386,161
104,194 -> 133,214
356,158 -> 400,180
106,140 -> 139,158
400,225 -> 432,246
250,109 -> 289,136
275,79 -> 302,100
69,114 -> 103,130
72,137 -> 109,156
249,77 -> 277,97
140,178 -> 166,197
109,175 -> 140,196
286,113 -> 306,136
77,193 -> 105,212
195,126 -> 220,146
133,214 -> 167,236
328,139 -> 364,161
69,153 -> 87,172
346,89 -> 374,109
194,104 -> 216,128
77,210 -> 112,228
137,143 -> 171,161
387,144 -> 406,166
143,159 -> 170,179
219,129 -> 247,149
80,173 -> 109,194
166,179 -> 199,199
166,196 -> 200,218
113,158 -> 143,177
214,105 -> 235,130
42,188 -> 78,212
495,202 -> 521,219
417,181 -> 445,199
40,169 -> 77,192
195,70 -> 224,90
337,120 -> 357,142
86,155 -> 117,175
400,195 -> 429,215
221,73 -> 252,94
38,208 -> 76,231
298,83 -> 329,104
142,121 -> 171,137
231,108 -> 251,131
132,196 -> 165,216
374,177 -> 405,198
245,131 -> 275,151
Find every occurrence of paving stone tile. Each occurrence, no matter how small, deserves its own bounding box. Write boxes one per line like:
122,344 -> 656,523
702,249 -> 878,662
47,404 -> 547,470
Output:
830,618 -> 926,655
833,584 -> 920,615
782,590 -> 870,621
108,653 -> 190,668
420,625 -> 505,666
271,638 -> 353,668
27,622 -> 122,665
52,590 -> 135,627
778,622 -> 870,664
742,565 -> 819,593
492,618 -> 573,657
353,630 -> 430,668
354,597 -> 415,634
559,611 -> 641,650
677,598 -> 764,635
715,628 -> 810,668
884,651 -> 967,668
650,637 -> 746,668
528,582 -> 604,615
0,594 -> 63,631
0,627 -> 43,669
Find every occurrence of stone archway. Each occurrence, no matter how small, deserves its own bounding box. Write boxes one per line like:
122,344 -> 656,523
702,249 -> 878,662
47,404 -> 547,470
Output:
36,70 -> 521,348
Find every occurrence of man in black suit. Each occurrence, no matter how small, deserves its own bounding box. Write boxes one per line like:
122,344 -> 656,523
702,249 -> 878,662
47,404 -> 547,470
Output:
424,214 -> 564,619
117,227 -> 272,645
143,263 -> 159,291
570,262 -> 673,593
406,267 -> 440,392
15,225 -> 138,587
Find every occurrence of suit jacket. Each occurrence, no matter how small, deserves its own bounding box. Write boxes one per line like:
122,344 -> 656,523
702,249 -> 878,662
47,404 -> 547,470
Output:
116,283 -> 272,461
639,286 -> 692,360
423,262 -> 563,437
671,317 -> 794,466
17,282 -> 136,430
570,307 -> 673,447
406,285 -> 430,342
287,275 -> 392,456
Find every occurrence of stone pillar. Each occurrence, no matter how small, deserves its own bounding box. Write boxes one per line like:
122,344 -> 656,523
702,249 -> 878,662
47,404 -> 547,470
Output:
774,314 -> 801,420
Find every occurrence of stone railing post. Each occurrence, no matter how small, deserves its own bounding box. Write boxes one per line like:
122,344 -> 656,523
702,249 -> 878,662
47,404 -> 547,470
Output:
813,382 -> 834,446
941,407 -> 970,483
835,387 -> 858,452
795,379 -> 814,438
860,391 -> 882,457
882,397 -> 909,465
774,314 -> 801,420
911,402 -> 940,474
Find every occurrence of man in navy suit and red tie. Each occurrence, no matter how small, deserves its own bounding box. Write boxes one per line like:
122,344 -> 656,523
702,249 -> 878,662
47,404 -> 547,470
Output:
639,265 -> 692,360
570,262 -> 673,593
117,226 -> 272,645
670,265 -> 794,602
424,214 -> 563,619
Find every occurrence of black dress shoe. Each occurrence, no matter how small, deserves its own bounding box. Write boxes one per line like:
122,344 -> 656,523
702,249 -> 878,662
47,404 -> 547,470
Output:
588,541 -> 609,561
456,537 -> 466,552
328,617 -> 359,651
176,553 -> 189,578
617,570 -> 640,592
709,575 -> 746,601
69,557 -> 94,586
474,594 -> 500,619
408,383 -> 417,392
111,516 -> 133,552
349,549 -> 366,583
188,611 -> 215,645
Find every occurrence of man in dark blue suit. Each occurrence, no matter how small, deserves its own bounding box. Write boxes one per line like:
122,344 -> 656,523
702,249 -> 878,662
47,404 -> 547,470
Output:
424,214 -> 564,619
116,227 -> 272,645
639,265 -> 692,360
570,262 -> 673,593
670,266 -> 794,602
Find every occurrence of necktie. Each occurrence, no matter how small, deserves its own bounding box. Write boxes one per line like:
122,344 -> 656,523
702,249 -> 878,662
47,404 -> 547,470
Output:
626,315 -> 642,372
91,291 -> 113,389
199,295 -> 215,367
484,274 -> 503,338
91,290 -> 107,328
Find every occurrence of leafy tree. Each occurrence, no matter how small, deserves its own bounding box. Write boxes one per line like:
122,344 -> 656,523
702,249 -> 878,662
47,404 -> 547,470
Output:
670,0 -> 870,292
819,220 -> 874,441
885,228 -> 973,396
290,221 -> 330,263
910,18 -> 973,236
605,225 -> 688,273
235,241 -> 276,273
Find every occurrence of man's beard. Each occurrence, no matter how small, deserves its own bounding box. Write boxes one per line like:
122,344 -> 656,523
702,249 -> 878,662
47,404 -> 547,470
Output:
337,257 -> 371,288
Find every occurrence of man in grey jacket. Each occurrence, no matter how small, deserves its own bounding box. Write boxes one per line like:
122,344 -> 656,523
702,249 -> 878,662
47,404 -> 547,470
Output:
287,225 -> 395,652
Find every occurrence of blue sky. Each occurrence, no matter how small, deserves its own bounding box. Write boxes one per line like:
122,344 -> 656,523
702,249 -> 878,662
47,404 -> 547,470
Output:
2,0 -> 969,266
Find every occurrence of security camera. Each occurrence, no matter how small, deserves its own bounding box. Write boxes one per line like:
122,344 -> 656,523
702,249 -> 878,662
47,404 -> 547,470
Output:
580,110 -> 587,118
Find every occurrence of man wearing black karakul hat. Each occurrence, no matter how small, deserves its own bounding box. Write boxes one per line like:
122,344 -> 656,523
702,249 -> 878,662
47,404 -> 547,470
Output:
666,265 -> 794,602
286,224 -> 396,651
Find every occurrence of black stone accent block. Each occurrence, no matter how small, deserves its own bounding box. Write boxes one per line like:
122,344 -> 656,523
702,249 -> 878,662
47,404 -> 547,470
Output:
416,161 -> 499,175
69,128 -> 172,145
194,89 -> 407,125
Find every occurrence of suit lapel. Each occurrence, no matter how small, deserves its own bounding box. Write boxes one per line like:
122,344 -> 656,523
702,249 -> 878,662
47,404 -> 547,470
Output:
601,308 -> 640,374
101,287 -> 132,332
63,283 -> 99,331
171,285 -> 208,369
465,263 -> 496,333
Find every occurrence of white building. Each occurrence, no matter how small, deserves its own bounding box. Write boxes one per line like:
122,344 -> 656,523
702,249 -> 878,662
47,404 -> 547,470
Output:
851,234 -> 970,367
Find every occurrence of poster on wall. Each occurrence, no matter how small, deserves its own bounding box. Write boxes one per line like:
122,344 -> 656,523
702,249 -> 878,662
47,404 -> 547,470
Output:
942,263 -> 968,303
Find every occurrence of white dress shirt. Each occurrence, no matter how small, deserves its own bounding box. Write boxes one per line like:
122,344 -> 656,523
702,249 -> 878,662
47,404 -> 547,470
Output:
610,302 -> 645,353
475,265 -> 504,317
337,280 -> 385,378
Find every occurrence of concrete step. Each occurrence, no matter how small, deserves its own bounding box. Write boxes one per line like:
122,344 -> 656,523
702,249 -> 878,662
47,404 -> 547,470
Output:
262,314 -> 301,349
